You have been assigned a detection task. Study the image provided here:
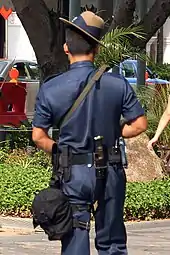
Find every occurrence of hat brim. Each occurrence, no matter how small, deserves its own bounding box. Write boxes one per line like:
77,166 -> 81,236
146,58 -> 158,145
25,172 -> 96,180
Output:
59,17 -> 105,47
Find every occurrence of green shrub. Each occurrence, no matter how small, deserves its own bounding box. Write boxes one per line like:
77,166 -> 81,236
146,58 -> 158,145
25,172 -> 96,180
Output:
124,179 -> 170,221
148,63 -> 170,81
0,163 -> 51,217
30,150 -> 51,169
1,161 -> 170,220
0,146 -> 51,169
0,149 -> 52,217
0,124 -> 33,150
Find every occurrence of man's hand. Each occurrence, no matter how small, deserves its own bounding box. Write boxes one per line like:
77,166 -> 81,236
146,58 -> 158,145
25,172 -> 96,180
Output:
122,115 -> 147,138
32,127 -> 55,154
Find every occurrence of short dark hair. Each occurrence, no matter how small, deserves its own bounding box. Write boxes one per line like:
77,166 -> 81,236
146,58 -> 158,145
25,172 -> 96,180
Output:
65,28 -> 98,55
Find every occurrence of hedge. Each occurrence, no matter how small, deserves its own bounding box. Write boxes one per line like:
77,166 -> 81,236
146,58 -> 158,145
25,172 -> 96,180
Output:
1,161 -> 170,220
0,163 -> 51,217
124,180 -> 170,221
148,63 -> 170,81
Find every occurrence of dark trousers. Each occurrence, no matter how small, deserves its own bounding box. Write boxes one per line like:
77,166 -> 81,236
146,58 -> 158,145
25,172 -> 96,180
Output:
61,164 -> 127,255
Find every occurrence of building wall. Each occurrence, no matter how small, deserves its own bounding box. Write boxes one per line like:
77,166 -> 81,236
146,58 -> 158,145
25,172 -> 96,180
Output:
163,18 -> 170,64
7,12 -> 36,61
146,17 -> 170,64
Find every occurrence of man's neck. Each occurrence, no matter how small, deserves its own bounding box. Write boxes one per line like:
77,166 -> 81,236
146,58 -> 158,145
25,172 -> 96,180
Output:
69,54 -> 94,65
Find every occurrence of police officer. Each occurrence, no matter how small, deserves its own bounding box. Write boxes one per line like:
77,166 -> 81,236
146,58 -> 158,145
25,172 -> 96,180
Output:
32,11 -> 147,255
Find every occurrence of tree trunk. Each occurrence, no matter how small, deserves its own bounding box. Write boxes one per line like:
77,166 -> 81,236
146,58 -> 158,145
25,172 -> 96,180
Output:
132,0 -> 170,49
96,0 -> 114,34
11,0 -> 68,81
0,16 -> 5,58
157,26 -> 164,64
108,0 -> 170,50
150,41 -> 157,63
109,0 -> 136,31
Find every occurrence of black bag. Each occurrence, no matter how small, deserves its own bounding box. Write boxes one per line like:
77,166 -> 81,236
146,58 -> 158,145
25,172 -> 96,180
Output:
32,187 -> 73,241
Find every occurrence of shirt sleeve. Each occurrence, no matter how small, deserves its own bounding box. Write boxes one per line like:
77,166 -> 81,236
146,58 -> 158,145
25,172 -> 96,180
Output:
32,85 -> 53,129
122,79 -> 145,121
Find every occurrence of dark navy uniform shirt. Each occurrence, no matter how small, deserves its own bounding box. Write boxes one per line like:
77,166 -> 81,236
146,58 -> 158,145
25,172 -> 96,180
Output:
33,61 -> 144,153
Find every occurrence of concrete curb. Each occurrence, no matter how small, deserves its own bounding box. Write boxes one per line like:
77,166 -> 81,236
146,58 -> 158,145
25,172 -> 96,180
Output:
1,216 -> 170,232
0,216 -> 42,233
0,216 -> 33,229
0,227 -> 34,235
126,218 -> 170,230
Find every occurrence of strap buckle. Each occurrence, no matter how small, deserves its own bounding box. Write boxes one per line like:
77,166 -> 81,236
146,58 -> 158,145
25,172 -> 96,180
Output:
78,220 -> 91,231
108,147 -> 121,164
73,219 -> 91,231
95,166 -> 107,179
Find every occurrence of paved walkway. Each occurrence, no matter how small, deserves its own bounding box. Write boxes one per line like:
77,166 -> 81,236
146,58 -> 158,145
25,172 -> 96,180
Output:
1,217 -> 170,254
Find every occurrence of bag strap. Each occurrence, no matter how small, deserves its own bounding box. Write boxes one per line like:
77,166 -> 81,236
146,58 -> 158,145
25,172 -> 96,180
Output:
60,64 -> 108,127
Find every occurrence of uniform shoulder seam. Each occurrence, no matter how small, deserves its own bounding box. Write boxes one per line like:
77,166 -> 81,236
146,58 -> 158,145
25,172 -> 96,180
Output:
43,72 -> 63,83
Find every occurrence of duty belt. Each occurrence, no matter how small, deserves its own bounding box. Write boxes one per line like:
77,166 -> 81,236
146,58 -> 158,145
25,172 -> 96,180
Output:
70,150 -> 122,166
62,150 -> 122,181
52,144 -> 123,184
70,153 -> 94,165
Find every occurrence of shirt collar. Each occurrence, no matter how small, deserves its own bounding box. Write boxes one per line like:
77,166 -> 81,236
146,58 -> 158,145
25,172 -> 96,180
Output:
70,61 -> 94,70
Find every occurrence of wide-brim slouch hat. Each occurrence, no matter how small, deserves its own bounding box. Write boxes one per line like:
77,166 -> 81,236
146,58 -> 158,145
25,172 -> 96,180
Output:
59,11 -> 105,47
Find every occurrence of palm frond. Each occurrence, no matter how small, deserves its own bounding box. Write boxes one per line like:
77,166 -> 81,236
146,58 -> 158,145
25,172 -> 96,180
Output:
102,25 -> 145,45
95,25 -> 146,68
